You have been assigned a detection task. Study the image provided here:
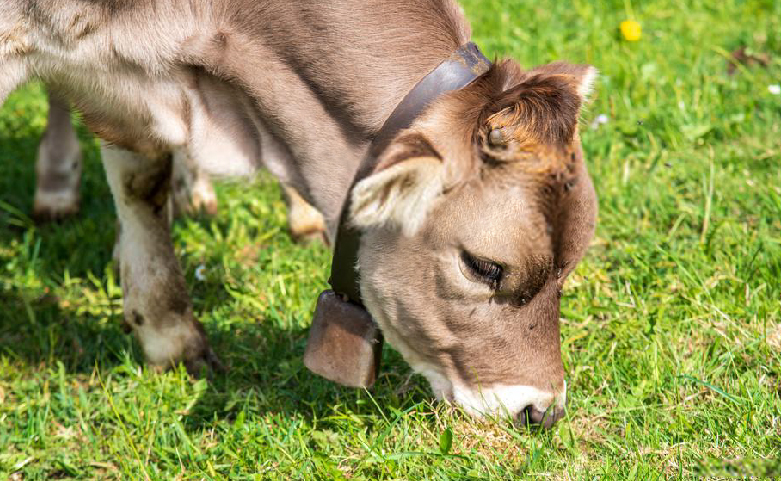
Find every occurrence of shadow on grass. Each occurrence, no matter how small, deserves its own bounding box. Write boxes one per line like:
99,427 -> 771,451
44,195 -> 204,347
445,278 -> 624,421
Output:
0,290 -> 133,373
183,320 -> 430,432
1,269 -> 428,432
0,131 -> 432,433
0,126 -> 131,374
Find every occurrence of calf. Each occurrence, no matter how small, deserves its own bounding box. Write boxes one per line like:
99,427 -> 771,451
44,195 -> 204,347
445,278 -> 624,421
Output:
1,0 -> 597,426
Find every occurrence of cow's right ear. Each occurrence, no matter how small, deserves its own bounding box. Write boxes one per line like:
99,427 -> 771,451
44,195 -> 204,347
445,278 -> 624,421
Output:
350,133 -> 444,236
554,143 -> 597,284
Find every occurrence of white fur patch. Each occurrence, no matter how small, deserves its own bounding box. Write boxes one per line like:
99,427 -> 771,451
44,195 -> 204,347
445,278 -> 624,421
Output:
148,100 -> 188,147
350,157 -> 444,236
33,189 -> 79,211
136,320 -> 198,366
452,381 -> 567,419
185,76 -> 264,177
576,67 -> 598,101
0,61 -> 28,102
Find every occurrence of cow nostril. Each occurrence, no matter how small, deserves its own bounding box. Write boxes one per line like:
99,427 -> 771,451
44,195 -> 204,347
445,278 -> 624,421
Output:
517,404 -> 564,429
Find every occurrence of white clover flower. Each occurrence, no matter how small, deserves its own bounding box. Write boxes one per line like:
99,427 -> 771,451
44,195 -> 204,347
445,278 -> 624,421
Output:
195,264 -> 206,281
590,113 -> 609,130
768,84 -> 781,96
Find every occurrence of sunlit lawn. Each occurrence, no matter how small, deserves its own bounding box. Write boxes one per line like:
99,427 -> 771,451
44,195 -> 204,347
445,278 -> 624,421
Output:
1,0 -> 780,478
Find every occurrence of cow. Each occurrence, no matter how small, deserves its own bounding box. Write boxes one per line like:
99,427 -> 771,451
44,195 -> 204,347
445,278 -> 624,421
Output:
32,92 -> 328,244
0,0 -> 597,427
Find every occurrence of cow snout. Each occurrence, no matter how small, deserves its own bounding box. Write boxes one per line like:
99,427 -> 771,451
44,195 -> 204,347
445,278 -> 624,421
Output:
518,403 -> 565,429
450,381 -> 567,427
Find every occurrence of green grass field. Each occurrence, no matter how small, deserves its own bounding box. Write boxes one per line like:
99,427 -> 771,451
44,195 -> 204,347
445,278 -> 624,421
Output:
1,0 -> 780,479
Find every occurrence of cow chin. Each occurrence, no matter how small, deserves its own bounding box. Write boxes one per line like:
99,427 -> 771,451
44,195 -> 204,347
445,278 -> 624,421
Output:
360,285 -> 453,396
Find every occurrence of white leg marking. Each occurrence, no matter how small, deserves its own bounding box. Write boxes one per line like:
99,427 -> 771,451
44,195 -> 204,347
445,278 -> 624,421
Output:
33,94 -> 82,219
102,144 -> 214,370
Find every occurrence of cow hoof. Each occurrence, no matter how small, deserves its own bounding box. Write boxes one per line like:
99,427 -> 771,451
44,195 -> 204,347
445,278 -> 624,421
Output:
132,311 -> 224,379
184,344 -> 225,379
172,194 -> 219,218
32,196 -> 80,222
191,194 -> 219,217
283,184 -> 328,246
291,227 -> 329,246
172,177 -> 218,218
144,335 -> 225,379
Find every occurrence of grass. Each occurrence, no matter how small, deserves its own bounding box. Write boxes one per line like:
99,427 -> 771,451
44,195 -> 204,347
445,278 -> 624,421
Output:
1,0 -> 780,478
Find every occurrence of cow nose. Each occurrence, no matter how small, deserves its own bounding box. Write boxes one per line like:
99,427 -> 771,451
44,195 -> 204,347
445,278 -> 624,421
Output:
517,404 -> 564,429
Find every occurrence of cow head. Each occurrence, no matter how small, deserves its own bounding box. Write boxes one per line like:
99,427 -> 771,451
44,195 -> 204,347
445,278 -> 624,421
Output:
350,60 -> 597,427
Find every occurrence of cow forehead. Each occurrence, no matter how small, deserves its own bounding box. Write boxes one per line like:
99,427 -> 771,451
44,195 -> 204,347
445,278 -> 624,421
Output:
441,167 -> 549,224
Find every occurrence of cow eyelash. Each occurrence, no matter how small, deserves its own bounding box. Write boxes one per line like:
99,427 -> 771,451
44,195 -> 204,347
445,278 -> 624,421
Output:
461,251 -> 503,288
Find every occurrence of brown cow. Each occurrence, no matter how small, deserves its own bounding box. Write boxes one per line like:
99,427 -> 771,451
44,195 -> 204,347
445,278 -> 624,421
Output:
0,0 -> 597,426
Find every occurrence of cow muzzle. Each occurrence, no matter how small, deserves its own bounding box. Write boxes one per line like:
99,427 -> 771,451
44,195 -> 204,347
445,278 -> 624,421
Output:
451,381 -> 567,429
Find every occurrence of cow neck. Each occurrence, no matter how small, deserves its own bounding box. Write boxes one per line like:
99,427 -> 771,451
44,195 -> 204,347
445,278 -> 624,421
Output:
328,42 -> 491,305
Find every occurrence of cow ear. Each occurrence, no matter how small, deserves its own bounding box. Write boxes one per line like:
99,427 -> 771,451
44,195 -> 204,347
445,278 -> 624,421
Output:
481,63 -> 597,151
554,144 -> 597,284
528,62 -> 598,102
350,133 -> 444,236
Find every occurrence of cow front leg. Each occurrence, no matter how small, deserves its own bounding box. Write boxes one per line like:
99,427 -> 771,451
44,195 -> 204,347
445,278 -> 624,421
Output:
33,93 -> 82,221
283,184 -> 328,245
102,144 -> 221,375
171,149 -> 218,217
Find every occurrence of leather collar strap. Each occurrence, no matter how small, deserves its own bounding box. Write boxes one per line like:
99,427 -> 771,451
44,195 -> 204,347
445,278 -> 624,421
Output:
328,42 -> 491,304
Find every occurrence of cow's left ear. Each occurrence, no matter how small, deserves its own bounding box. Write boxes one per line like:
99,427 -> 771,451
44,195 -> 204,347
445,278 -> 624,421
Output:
528,62 -> 598,102
350,133 -> 444,236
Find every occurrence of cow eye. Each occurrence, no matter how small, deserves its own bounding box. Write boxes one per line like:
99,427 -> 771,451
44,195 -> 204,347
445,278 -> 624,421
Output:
461,251 -> 503,288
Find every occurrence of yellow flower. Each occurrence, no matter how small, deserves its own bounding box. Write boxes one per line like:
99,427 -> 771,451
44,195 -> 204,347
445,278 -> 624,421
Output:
620,20 -> 642,41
